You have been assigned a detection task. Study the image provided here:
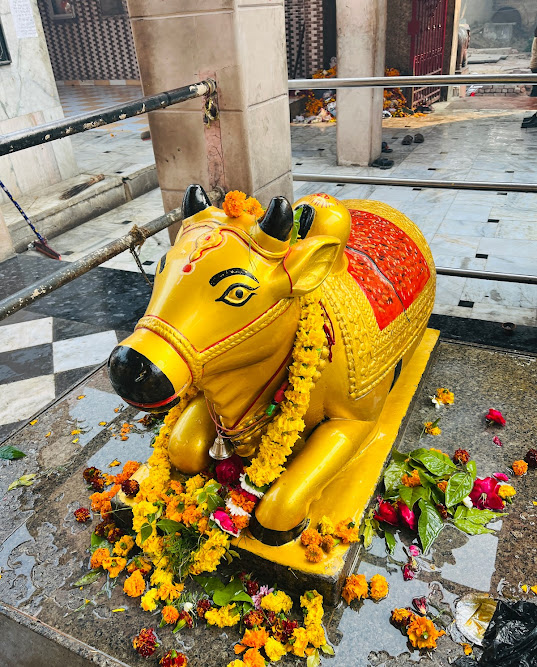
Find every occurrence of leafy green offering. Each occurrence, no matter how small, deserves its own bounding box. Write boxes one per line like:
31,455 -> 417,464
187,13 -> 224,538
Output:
0,445 -> 26,460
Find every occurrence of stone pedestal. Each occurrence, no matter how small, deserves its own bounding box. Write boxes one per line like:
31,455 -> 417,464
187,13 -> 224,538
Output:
0,0 -> 78,205
336,0 -> 387,167
125,1 -> 294,242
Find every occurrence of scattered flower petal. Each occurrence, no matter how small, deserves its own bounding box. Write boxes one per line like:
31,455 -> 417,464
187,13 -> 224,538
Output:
99,421 -> 107,426
493,436 -> 503,447
112,608 -> 125,612
486,409 -> 505,426
493,472 -> 509,481
409,545 -> 421,557
108,459 -> 121,467
45,431 -> 51,438
524,449 -> 537,469
77,395 -> 85,400
412,596 -> 428,615
29,419 -> 38,425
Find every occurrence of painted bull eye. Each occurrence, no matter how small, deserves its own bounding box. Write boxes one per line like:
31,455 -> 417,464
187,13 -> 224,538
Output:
216,282 -> 258,307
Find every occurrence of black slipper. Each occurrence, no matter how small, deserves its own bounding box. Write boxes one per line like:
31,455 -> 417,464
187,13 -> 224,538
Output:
381,141 -> 393,153
402,135 -> 413,145
522,113 -> 537,126
371,158 -> 394,169
414,133 -> 424,143
522,116 -> 537,128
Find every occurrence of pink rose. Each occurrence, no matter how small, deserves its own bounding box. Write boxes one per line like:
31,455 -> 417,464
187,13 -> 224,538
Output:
486,409 -> 505,426
215,455 -> 244,487
398,501 -> 417,532
212,509 -> 238,536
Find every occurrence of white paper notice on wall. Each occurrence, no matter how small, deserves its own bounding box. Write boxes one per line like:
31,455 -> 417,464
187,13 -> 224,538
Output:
9,0 -> 38,39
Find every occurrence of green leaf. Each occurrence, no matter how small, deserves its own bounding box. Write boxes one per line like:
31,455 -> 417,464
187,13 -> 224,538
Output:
385,530 -> 396,555
391,449 -> 408,463
8,473 -> 36,491
321,644 -> 335,655
140,523 -> 153,544
73,570 -> 102,587
0,445 -> 26,460
417,468 -> 437,487
417,499 -> 444,554
307,649 -> 321,667
445,472 -> 474,508
410,448 -> 456,477
453,519 -> 494,536
466,460 -> 477,480
206,494 -> 225,514
290,208 -> 302,245
413,486 -> 430,505
204,481 -> 222,495
228,550 -> 240,558
90,533 -> 111,554
383,461 -> 407,491
193,575 -> 226,596
212,578 -> 253,607
156,519 -> 182,534
398,485 -> 413,508
454,506 -> 506,525
360,511 -> 379,550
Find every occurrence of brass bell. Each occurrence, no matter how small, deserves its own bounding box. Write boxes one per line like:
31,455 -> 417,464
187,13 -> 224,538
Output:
209,433 -> 234,460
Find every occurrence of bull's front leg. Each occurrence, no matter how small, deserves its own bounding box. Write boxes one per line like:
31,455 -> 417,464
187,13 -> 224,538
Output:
253,418 -> 377,536
168,394 -> 216,474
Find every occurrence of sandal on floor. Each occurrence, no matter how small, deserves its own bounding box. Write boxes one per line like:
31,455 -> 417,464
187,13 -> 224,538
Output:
381,141 -> 393,153
371,157 -> 394,169
402,135 -> 413,145
522,116 -> 537,128
414,133 -> 424,143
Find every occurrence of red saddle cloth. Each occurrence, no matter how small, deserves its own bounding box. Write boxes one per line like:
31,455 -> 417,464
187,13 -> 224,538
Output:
345,209 -> 430,330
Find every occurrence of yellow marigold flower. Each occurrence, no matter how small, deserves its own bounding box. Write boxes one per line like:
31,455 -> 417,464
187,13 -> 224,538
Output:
90,547 -> 110,570
102,556 -> 126,578
264,637 -> 286,662
113,535 -> 135,557
436,388 -> 454,404
222,190 -> 247,218
369,574 -> 389,601
151,568 -> 173,587
260,591 -> 293,615
242,648 -> 265,667
227,662 -> 245,667
513,460 -> 528,476
498,484 -> 516,499
424,422 -> 441,436
141,587 -> 159,612
391,608 -> 413,626
462,643 -> 473,655
290,627 -> 308,657
161,605 -> 180,625
318,515 -> 335,536
205,603 -> 240,627
342,574 -> 368,604
306,623 -> 326,648
185,474 -> 205,494
300,528 -> 322,546
242,627 -> 270,649
127,556 -> 152,575
402,469 -> 421,488
305,544 -> 323,563
531,585 -> 537,595
407,615 -> 445,649
123,570 -> 145,597
437,480 -> 448,493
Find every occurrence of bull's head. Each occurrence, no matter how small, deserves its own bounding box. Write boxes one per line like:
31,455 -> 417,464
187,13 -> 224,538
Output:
108,185 -> 339,426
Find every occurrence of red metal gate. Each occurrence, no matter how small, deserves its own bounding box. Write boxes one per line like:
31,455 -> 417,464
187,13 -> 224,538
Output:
408,0 -> 449,107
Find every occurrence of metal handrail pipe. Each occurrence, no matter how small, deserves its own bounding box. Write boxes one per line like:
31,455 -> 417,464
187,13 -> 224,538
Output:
288,74 -> 537,89
292,172 -> 537,194
0,79 -> 216,157
0,185 -> 222,322
436,267 -> 537,285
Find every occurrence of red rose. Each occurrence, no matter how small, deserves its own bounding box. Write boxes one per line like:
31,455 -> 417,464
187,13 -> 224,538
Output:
374,498 -> 399,526
398,501 -> 417,531
215,454 -> 244,487
486,409 -> 505,426
469,477 -> 504,511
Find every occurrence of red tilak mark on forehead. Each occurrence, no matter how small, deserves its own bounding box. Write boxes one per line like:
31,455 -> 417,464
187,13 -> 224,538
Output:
182,263 -> 193,274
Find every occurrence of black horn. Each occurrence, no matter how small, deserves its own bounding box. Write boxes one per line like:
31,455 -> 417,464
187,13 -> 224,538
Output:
182,184 -> 211,219
258,196 -> 294,241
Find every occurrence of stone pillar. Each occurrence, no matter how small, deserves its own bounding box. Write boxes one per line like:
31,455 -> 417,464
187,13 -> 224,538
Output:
125,0 -> 294,241
336,0 -> 387,167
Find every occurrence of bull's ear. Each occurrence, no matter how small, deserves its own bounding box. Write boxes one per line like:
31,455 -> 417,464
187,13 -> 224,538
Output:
183,184 -> 211,218
283,236 -> 340,295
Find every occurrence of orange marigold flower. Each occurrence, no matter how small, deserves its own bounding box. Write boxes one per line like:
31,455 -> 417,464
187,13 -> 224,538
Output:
169,480 -> 184,494
133,627 -> 158,658
305,545 -> 323,563
334,518 -> 360,543
232,514 -> 250,530
102,556 -> 126,578
244,197 -> 264,218
222,190 -> 247,218
127,556 -> 152,575
437,480 -> 448,493
242,627 -> 270,649
90,547 -> 110,569
342,574 -> 368,604
115,460 -> 140,485
512,460 -> 528,476
230,489 -> 256,514
369,574 -> 389,601
321,535 -> 335,553
242,648 -> 265,667
406,615 -> 445,649
424,422 -> 441,436
391,608 -> 413,627
402,469 -> 421,487
300,528 -> 322,547
181,505 -> 202,526
436,388 -> 454,405
162,605 -> 180,625
124,570 -> 146,597
462,643 -> 473,655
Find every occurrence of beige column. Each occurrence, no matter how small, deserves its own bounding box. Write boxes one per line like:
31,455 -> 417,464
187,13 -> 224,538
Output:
0,210 -> 14,262
336,0 -> 387,166
125,1 -> 293,241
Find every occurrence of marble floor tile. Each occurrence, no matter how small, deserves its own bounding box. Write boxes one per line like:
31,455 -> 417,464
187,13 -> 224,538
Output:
433,275 -> 467,306
460,279 -> 537,310
484,255 -> 537,277
470,302 -> 537,327
0,317 -> 53,354
436,219 -> 498,238
0,374 -> 56,425
477,237 -> 537,260
429,235 -> 481,257
52,330 -> 118,373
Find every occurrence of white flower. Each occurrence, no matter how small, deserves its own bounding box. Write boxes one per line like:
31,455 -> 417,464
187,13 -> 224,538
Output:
183,602 -> 193,613
431,395 -> 442,410
462,496 -> 473,508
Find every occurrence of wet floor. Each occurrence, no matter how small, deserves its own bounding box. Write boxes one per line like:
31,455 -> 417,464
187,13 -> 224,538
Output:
0,340 -> 535,666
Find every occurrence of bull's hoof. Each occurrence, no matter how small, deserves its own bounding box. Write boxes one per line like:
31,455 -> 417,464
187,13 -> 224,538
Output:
248,514 -> 309,546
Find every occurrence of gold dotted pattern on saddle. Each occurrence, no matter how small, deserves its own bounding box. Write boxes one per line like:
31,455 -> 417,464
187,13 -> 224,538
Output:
320,199 -> 436,399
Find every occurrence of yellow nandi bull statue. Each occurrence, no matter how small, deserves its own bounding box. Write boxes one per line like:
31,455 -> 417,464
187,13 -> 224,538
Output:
109,184 -> 436,549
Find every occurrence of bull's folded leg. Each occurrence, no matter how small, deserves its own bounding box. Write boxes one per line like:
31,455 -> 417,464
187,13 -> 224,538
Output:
252,418 -> 376,539
167,394 -> 216,474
